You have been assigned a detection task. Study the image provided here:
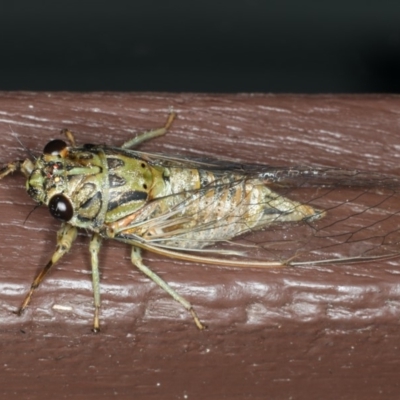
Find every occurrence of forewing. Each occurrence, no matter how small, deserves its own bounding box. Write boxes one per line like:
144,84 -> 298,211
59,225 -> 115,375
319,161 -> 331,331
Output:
119,150 -> 400,266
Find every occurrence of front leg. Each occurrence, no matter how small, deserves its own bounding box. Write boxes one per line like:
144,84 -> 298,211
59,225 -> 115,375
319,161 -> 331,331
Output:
16,223 -> 78,315
0,160 -> 23,179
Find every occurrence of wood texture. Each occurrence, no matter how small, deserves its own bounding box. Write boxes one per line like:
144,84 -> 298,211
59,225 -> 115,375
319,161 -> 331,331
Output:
0,92 -> 400,399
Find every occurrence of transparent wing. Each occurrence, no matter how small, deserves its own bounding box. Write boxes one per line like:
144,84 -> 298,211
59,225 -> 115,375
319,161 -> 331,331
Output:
256,167 -> 400,264
249,179 -> 400,265
118,150 -> 400,266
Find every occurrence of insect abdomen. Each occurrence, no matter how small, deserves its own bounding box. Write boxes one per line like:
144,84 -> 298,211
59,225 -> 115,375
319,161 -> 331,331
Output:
116,168 -> 322,250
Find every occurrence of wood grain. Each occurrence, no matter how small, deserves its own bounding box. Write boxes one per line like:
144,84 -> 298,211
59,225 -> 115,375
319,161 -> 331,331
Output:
0,92 -> 400,399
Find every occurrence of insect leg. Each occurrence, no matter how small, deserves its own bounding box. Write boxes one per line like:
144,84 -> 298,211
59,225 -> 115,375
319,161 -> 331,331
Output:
88,233 -> 102,332
122,112 -> 177,149
60,129 -> 77,147
1,159 -> 36,179
0,160 -> 23,179
130,246 -> 206,330
16,223 -> 78,315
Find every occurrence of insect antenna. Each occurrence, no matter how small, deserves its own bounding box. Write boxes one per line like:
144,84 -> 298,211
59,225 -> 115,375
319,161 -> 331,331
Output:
24,204 -> 42,225
9,125 -> 37,160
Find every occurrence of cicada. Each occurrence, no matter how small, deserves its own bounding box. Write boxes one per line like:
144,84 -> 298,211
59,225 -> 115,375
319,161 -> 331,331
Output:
1,113 -> 400,331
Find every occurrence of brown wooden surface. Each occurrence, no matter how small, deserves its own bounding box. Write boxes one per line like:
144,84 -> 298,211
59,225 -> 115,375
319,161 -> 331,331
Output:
1,93 -> 400,399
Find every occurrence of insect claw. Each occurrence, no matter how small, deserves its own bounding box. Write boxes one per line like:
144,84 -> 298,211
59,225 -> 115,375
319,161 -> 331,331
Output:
190,309 -> 207,330
93,306 -> 101,333
60,128 -> 77,147
164,112 -> 177,130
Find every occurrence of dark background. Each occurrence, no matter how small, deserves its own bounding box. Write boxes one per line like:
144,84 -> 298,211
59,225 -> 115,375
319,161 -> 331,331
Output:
1,1 -> 400,93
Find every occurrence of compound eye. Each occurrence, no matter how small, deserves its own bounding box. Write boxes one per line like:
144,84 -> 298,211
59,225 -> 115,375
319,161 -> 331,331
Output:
48,194 -> 73,221
43,140 -> 67,156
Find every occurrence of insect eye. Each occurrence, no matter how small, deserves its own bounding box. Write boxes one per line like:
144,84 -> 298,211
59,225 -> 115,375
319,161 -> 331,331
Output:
43,140 -> 67,156
48,194 -> 73,221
